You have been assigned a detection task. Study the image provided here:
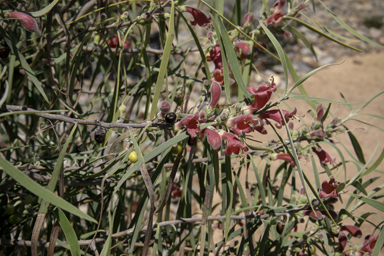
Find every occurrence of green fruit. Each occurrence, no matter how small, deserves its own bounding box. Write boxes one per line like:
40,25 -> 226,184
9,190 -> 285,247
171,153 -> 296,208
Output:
8,214 -> 21,224
4,204 -> 15,215
22,195 -> 34,205
309,245 -> 316,254
171,143 -> 183,155
129,151 -> 138,163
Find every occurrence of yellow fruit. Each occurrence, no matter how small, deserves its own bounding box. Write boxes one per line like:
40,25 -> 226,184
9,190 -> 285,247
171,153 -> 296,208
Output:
171,143 -> 183,155
129,151 -> 138,163
309,245 -> 316,254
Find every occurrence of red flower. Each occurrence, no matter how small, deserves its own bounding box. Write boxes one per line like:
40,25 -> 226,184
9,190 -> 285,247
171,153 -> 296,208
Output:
259,108 -> 297,129
242,82 -> 277,113
171,185 -> 182,199
312,147 -> 336,166
320,177 -> 339,198
219,131 -> 249,156
226,114 -> 254,135
175,113 -> 199,137
308,129 -> 325,138
200,128 -> 221,151
340,225 -> 362,238
108,35 -> 131,49
303,210 -> 323,220
338,232 -> 348,253
316,104 -> 324,122
209,44 -> 223,69
185,7 -> 212,27
9,12 -> 39,33
273,0 -> 286,10
209,81 -> 222,108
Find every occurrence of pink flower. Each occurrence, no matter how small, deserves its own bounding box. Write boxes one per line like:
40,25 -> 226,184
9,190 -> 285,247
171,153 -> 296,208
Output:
242,82 -> 277,113
174,113 -> 199,137
171,185 -> 182,199
9,12 -> 39,33
264,10 -> 284,26
200,128 -> 221,150
226,114 -> 254,135
340,225 -> 362,238
259,108 -> 297,129
108,35 -> 131,49
219,131 -> 249,156
308,129 -> 325,138
312,147 -> 336,166
242,13 -> 254,27
159,100 -> 171,117
185,7 -> 212,27
271,153 -> 297,167
273,0 -> 286,10
316,104 -> 324,122
234,42 -> 251,61
209,81 -> 222,108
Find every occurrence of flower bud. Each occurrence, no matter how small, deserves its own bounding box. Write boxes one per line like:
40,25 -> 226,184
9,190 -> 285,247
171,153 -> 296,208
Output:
242,13 -> 254,27
159,100 -> 171,116
9,12 -> 39,33
119,104 -> 126,118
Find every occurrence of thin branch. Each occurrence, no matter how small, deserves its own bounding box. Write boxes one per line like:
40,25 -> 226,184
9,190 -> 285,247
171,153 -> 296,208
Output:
1,105 -> 150,129
0,207 -> 306,248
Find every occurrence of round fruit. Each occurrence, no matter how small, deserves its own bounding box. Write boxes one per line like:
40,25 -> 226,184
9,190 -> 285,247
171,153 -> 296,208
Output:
95,129 -> 106,143
8,214 -> 21,224
188,136 -> 196,146
129,151 -> 138,163
171,143 -> 183,155
309,245 -> 316,254
22,194 -> 34,204
0,43 -> 10,59
165,112 -> 176,124
4,204 -> 15,215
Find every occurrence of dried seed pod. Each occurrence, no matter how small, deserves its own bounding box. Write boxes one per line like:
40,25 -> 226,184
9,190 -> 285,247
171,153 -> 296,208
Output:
95,129 -> 106,143
165,112 -> 176,124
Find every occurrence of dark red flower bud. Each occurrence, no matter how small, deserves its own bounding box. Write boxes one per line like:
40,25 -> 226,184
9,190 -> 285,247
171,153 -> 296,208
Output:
9,12 -> 39,33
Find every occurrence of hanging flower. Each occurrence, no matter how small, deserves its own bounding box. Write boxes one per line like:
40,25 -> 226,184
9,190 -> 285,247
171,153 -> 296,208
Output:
273,0 -> 286,10
208,44 -> 223,69
264,10 -> 284,26
270,153 -> 298,167
319,177 -> 340,199
340,225 -> 362,238
9,12 -> 39,33
226,114 -> 254,135
234,42 -> 251,61
242,13 -> 254,27
359,234 -> 379,254
259,108 -> 297,129
209,81 -> 222,108
242,81 -> 277,114
174,113 -> 200,137
219,131 -> 249,156
200,128 -> 222,151
312,147 -> 336,166
184,7 -> 212,27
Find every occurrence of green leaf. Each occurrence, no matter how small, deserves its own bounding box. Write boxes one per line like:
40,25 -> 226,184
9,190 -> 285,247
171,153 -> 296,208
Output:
149,1 -> 175,119
349,194 -> 384,212
260,21 -> 288,90
0,157 -> 97,223
283,16 -> 363,52
346,129 -> 366,164
372,227 -> 384,256
288,94 -> 363,105
30,0 -> 60,17
317,0 -> 384,49
55,208 -> 81,256
0,27 -> 49,103
287,25 -> 317,61
39,124 -> 78,213
214,16 -> 250,98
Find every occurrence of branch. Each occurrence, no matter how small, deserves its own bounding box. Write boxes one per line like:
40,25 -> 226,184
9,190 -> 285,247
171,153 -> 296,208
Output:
1,105 -> 150,129
0,206 -> 306,248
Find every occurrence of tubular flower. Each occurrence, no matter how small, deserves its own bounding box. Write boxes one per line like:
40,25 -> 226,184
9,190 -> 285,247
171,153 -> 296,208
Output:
259,108 -> 297,129
340,225 -> 362,238
312,147 -> 336,166
308,129 -> 325,138
242,81 -> 277,113
209,81 -> 222,108
234,42 -> 251,61
219,131 -> 249,156
174,113 -> 199,137
264,10 -> 284,25
338,232 -> 348,253
319,177 -> 339,199
273,0 -> 286,10
359,234 -> 379,255
242,13 -> 254,27
271,153 -> 298,167
226,114 -> 254,135
200,128 -> 221,151
209,44 -> 223,69
302,210 -> 323,220
9,12 -> 39,33
185,7 -> 212,27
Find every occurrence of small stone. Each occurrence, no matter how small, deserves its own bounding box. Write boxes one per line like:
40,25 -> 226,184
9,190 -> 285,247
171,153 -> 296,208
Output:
319,56 -> 335,65
369,27 -> 382,38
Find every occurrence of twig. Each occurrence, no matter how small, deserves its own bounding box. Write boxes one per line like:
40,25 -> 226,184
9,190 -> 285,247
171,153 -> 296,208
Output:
1,105 -> 150,129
